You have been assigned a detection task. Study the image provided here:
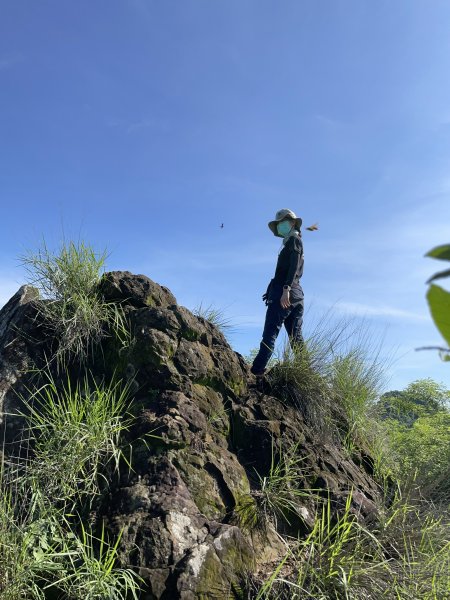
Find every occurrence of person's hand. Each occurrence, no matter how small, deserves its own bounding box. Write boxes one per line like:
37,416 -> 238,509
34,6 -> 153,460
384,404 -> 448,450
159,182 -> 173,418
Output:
280,289 -> 291,309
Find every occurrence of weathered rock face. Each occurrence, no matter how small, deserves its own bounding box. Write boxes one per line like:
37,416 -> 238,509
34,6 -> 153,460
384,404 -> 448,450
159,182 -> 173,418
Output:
0,285 -> 48,451
0,272 -> 382,599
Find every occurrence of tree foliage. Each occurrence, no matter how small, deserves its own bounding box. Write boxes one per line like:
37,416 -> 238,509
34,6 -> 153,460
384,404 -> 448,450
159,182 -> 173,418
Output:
379,379 -> 450,498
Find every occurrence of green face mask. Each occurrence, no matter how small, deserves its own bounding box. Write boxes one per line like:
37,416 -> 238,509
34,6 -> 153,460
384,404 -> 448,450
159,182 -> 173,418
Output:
277,221 -> 292,237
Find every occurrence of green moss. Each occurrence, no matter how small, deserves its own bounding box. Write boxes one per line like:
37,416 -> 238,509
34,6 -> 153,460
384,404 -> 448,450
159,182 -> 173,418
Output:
131,337 -> 177,369
233,493 -> 260,532
195,375 -> 223,392
228,378 -> 246,397
207,412 -> 230,438
181,327 -> 201,342
144,294 -> 156,307
171,452 -> 227,520
196,532 -> 255,598
195,374 -> 247,399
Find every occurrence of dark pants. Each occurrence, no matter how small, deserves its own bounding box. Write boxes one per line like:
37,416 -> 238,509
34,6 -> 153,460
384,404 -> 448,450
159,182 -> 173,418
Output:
251,284 -> 304,373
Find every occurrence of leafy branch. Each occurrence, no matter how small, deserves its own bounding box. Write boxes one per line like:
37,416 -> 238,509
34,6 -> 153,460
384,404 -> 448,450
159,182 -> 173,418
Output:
425,244 -> 450,361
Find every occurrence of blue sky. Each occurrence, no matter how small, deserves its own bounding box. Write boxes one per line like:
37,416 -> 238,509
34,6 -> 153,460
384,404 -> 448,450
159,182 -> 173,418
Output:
1,0 -> 450,392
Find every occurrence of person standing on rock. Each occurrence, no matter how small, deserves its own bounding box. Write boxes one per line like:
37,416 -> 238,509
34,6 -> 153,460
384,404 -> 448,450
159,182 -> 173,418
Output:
251,208 -> 306,377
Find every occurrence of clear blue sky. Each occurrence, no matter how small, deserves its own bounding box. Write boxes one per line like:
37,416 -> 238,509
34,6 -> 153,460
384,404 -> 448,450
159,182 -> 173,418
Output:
1,0 -> 450,392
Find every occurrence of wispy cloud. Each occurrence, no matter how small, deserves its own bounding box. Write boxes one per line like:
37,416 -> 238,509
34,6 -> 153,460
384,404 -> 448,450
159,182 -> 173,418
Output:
333,301 -> 429,322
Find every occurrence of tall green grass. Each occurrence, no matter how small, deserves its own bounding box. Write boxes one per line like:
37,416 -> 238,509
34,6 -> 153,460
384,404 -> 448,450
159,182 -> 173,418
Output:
235,441 -> 314,533
20,239 -> 129,365
253,490 -> 450,600
54,522 -> 141,600
0,487 -> 70,599
0,372 -> 141,599
18,373 -> 134,509
267,316 -> 388,462
0,495 -> 140,600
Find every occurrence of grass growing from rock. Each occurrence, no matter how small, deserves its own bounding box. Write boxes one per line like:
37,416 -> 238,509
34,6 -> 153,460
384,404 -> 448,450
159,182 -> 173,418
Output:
267,316 -> 388,463
18,372 -> 134,509
0,371 -> 141,599
249,490 -> 450,600
56,522 -> 141,600
0,495 -> 140,600
20,239 -> 129,366
3,250 -> 448,599
242,317 -> 449,599
235,441 -> 314,533
193,302 -> 235,338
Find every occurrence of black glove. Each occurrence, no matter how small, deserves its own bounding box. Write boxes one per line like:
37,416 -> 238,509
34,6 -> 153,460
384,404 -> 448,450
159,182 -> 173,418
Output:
262,279 -> 273,306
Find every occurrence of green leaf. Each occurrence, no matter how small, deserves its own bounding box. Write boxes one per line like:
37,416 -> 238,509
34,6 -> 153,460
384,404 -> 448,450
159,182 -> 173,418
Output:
427,284 -> 450,347
440,350 -> 450,362
427,268 -> 450,284
425,244 -> 450,261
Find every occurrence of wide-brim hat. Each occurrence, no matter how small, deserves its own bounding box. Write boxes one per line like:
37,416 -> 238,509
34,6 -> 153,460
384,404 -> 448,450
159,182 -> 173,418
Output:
268,208 -> 302,237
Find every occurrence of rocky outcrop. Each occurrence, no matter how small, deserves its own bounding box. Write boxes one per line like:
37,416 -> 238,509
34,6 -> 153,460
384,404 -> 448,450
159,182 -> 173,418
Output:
0,272 -> 382,599
0,285 -> 47,451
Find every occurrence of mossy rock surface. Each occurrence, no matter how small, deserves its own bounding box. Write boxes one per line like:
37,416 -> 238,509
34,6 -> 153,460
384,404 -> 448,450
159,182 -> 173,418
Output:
0,272 -> 384,599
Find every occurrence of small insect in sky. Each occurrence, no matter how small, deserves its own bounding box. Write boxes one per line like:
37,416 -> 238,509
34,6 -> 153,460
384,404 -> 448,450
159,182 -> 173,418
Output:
220,223 -> 224,228
306,223 -> 319,231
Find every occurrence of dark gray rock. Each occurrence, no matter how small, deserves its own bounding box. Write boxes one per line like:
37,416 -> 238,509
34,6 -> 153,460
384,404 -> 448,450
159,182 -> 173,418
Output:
99,271 -> 177,308
0,285 -> 47,451
0,273 -> 384,598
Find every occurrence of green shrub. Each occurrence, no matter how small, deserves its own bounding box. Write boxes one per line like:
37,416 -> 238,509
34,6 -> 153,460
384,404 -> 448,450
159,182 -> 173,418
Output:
20,239 -> 129,365
379,379 -> 450,500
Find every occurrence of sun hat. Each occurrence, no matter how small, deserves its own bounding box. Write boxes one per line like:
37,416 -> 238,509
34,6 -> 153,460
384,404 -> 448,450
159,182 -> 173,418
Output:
268,208 -> 302,237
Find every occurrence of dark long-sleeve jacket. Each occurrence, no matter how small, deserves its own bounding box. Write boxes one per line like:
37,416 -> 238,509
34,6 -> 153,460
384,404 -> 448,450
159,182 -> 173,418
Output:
273,235 -> 304,287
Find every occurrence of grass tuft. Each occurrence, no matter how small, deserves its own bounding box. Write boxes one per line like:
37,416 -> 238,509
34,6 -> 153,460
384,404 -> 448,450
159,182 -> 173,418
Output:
0,371 -> 141,599
267,316 -> 387,456
20,238 -> 129,366
18,372 -> 134,509
235,440 -> 314,533
253,489 -> 450,599
193,302 -> 235,336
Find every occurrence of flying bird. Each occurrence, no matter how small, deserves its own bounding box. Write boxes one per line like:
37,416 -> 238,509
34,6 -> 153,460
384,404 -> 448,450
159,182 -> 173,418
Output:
306,223 -> 319,231
220,223 -> 224,228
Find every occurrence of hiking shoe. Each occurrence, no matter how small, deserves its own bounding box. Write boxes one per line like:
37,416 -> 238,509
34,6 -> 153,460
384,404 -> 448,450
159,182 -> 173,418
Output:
250,365 -> 266,377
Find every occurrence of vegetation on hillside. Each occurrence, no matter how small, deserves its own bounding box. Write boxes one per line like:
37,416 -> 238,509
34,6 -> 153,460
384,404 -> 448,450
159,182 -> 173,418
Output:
240,330 -> 450,598
378,378 -> 450,502
0,239 -> 448,599
0,374 -> 141,599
